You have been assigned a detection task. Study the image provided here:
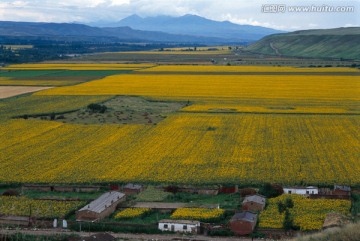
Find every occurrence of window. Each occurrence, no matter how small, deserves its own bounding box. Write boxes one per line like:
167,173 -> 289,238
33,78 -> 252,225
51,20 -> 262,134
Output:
164,224 -> 168,229
183,225 -> 187,230
306,191 -> 309,194
288,190 -> 292,194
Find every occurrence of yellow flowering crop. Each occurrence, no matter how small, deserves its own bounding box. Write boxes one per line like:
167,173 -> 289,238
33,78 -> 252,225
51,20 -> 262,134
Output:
171,208 -> 224,221
37,74 -> 360,104
138,65 -> 360,72
114,208 -> 151,219
0,112 -> 359,184
259,195 -> 351,231
0,196 -> 84,218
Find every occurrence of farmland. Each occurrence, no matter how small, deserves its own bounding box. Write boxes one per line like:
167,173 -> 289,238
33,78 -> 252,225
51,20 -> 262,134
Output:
0,196 -> 84,218
259,194 -> 351,231
0,113 -> 358,184
0,64 -> 358,185
0,63 -> 152,87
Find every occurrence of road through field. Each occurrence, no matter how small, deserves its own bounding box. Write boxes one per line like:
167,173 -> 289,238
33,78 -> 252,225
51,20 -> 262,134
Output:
0,228 -> 266,241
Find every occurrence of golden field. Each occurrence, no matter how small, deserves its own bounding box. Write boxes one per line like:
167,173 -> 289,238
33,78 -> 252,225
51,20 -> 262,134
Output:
138,65 -> 360,72
115,208 -> 151,219
37,74 -> 359,102
259,194 -> 351,231
0,65 -> 359,185
0,113 -> 358,184
171,208 -> 225,221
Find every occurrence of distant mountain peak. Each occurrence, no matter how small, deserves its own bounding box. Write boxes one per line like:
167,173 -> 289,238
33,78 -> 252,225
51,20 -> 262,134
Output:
115,14 -> 284,41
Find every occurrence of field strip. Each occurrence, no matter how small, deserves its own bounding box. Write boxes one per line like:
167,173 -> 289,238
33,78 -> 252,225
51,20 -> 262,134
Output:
0,86 -> 53,99
133,71 -> 360,76
178,110 -> 360,116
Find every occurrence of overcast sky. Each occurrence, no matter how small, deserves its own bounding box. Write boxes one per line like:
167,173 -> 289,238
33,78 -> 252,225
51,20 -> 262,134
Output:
0,0 -> 359,30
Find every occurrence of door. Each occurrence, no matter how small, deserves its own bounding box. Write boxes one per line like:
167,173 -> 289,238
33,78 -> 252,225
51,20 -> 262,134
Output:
171,225 -> 175,232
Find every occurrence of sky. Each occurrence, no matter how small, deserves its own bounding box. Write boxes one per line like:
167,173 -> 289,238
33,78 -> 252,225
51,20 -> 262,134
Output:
0,0 -> 359,30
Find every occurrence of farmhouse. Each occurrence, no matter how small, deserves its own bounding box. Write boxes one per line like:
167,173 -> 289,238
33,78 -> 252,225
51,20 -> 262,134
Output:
76,191 -> 126,222
158,219 -> 200,234
242,194 -> 266,212
122,183 -> 144,194
230,211 -> 258,235
283,186 -> 318,195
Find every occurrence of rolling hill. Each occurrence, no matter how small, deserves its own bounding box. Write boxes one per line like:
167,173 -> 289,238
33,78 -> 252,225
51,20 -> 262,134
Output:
246,27 -> 360,59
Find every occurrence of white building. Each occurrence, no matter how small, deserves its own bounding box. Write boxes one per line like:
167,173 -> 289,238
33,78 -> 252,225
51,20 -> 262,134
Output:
158,219 -> 200,234
283,186 -> 318,195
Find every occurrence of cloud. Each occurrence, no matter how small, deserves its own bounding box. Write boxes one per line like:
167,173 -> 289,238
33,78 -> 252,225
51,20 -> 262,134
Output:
0,0 -> 358,30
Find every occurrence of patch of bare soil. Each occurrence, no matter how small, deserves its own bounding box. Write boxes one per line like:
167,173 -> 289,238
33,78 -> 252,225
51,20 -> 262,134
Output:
0,86 -> 53,99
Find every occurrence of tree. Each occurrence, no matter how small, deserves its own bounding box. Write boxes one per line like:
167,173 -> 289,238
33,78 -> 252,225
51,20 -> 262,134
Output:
87,103 -> 107,113
277,201 -> 286,213
259,183 -> 283,198
283,210 -> 294,230
285,197 -> 294,209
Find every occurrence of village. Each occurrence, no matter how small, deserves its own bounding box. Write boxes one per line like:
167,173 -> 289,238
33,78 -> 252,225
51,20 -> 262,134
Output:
0,182 -> 357,240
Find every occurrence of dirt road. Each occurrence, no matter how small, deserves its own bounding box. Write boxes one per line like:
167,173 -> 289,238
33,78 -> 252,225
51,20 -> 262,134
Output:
0,228 -> 277,241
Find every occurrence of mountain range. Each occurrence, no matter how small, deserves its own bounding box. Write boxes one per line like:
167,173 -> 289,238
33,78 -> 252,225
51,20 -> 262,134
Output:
99,14 -> 284,42
0,14 -> 284,44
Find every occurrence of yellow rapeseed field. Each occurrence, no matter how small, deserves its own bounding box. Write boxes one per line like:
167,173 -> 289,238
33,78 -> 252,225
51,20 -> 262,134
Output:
114,208 -> 151,219
171,208 -> 225,221
139,65 -> 360,72
0,113 -> 358,184
36,74 -> 360,103
1,65 -> 359,185
259,194 -> 351,231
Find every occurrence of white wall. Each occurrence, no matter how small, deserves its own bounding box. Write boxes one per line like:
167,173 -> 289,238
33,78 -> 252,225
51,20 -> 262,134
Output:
158,222 -> 199,233
283,187 -> 318,195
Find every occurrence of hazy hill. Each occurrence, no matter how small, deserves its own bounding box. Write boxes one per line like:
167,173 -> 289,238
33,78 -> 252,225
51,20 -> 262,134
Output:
246,27 -> 360,59
0,21 -> 226,44
109,14 -> 284,41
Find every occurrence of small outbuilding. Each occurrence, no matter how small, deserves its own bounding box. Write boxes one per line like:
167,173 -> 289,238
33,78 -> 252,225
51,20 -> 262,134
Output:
76,191 -> 126,222
333,185 -> 351,196
158,219 -> 200,234
283,186 -> 318,195
122,183 -> 144,194
229,211 -> 257,236
242,194 -> 266,212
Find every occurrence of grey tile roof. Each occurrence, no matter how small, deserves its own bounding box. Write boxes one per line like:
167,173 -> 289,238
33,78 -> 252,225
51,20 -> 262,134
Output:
79,191 -> 125,214
231,211 -> 257,223
124,183 -> 142,190
242,194 -> 266,205
334,185 -> 351,192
